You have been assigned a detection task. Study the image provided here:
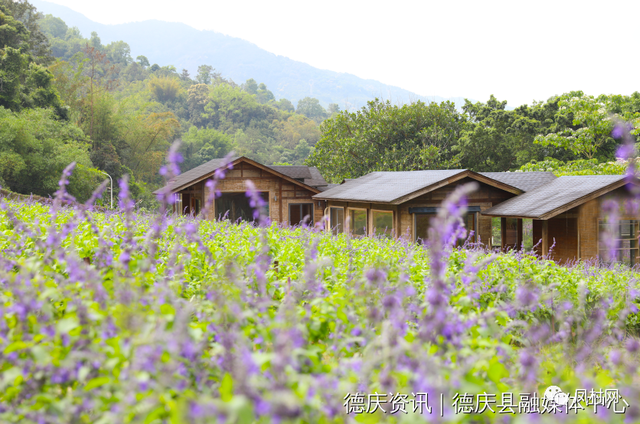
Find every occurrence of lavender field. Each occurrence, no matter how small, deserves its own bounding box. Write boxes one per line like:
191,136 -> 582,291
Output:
1,175 -> 640,423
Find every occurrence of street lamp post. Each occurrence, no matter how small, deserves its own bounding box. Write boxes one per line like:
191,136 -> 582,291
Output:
99,171 -> 113,209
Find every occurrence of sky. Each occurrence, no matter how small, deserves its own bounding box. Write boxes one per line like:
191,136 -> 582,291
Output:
38,0 -> 639,106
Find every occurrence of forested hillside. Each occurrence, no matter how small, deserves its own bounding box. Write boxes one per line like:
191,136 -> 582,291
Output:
1,0 -> 333,206
2,0 -> 639,207
30,0 -> 461,110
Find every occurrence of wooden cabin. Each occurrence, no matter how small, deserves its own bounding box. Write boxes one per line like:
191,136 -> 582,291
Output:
154,157 -> 330,226
156,156 -> 640,267
310,170 -> 554,244
482,175 -> 640,266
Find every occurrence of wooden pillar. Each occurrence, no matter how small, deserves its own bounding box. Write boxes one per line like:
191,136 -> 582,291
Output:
278,179 -> 283,224
501,217 -> 507,252
542,220 -> 549,257
517,219 -> 523,249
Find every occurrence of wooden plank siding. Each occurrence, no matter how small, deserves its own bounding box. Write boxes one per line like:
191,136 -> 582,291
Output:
172,162 -> 325,225
325,177 -> 516,244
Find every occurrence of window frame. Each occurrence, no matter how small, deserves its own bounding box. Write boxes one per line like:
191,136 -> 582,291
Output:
371,209 -> 395,239
347,207 -> 368,236
329,206 -> 345,235
174,193 -> 183,215
288,202 -> 314,226
597,218 -> 640,267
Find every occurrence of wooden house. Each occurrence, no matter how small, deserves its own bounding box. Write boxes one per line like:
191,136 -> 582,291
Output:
482,175 -> 640,266
310,169 -> 553,244
156,156 -> 640,267
154,157 -> 330,226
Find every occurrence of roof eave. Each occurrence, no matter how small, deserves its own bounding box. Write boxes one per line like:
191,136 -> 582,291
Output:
389,170 -> 523,205
158,157 -> 322,195
482,177 -> 634,220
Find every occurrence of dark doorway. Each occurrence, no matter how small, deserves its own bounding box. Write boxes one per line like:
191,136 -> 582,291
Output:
215,192 -> 269,222
289,203 -> 313,226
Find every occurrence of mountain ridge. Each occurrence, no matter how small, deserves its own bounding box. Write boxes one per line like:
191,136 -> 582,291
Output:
31,0 -> 472,109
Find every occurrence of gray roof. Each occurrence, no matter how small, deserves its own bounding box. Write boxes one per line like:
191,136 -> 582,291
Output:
267,165 -> 312,180
313,169 -> 469,203
479,172 -> 557,192
155,157 -> 238,194
482,175 -> 627,219
305,167 -> 329,189
154,157 -> 328,194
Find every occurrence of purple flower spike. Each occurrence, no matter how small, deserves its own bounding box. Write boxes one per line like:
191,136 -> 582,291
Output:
245,180 -> 270,226
612,124 -> 624,139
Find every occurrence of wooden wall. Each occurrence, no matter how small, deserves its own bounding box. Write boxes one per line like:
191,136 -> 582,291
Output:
325,177 -> 516,244
177,162 -> 324,225
532,184 -> 639,264
399,177 -> 516,244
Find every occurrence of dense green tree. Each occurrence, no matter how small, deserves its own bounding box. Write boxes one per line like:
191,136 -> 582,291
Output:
38,14 -> 67,39
256,82 -> 274,104
196,64 -> 214,85
105,40 -> 132,66
307,99 -> 465,182
148,76 -> 181,103
0,106 -> 99,199
296,96 -> 327,124
136,55 -> 149,68
534,91 -> 631,160
180,126 -> 233,169
0,4 -> 64,115
274,98 -> 294,113
0,0 -> 52,64
242,78 -> 258,95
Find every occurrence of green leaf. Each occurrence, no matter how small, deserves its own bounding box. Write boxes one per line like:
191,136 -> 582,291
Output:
84,376 -> 110,391
220,372 -> 233,402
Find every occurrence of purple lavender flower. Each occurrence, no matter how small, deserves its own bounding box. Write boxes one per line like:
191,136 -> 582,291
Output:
245,180 -> 270,226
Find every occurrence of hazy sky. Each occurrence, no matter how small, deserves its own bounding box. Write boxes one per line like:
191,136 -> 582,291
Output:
40,0 -> 639,106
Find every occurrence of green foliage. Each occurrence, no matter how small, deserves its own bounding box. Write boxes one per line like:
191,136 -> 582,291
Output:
0,199 -> 638,422
307,98 -> 465,182
534,92 -> 628,160
0,106 -> 94,198
0,0 -> 53,64
180,126 -> 233,169
0,4 -> 63,115
296,96 -> 327,123
520,157 -> 628,176
148,76 -> 181,103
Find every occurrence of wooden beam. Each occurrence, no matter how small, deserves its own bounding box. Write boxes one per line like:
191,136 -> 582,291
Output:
517,218 -> 523,249
542,220 -> 549,257
279,179 -> 283,223
501,217 -> 507,252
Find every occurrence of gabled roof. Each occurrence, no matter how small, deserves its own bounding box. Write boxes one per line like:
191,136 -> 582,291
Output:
155,157 -> 239,194
479,172 -> 557,192
312,169 -> 522,204
482,175 -> 630,219
153,157 -> 323,194
267,166 -> 312,180
306,167 -> 330,190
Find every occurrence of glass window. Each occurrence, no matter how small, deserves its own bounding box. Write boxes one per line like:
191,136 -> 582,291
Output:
372,210 -> 394,238
215,192 -> 269,222
175,193 -> 183,215
349,209 -> 367,236
491,217 -> 502,248
414,213 -> 435,244
330,207 -> 344,235
599,220 -> 639,267
415,212 -> 476,245
523,219 -> 533,250
289,203 -> 314,226
454,212 -> 477,246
